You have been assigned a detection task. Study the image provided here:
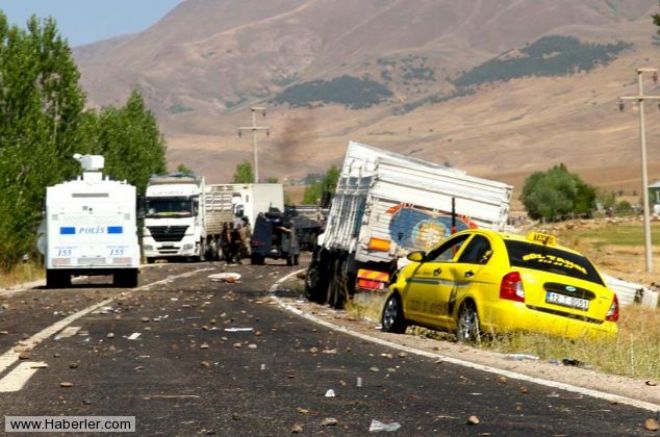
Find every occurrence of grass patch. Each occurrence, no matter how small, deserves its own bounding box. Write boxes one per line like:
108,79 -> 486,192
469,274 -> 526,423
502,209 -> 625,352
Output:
485,305 -> 660,380
0,261 -> 43,288
345,291 -> 659,380
557,223 -> 660,249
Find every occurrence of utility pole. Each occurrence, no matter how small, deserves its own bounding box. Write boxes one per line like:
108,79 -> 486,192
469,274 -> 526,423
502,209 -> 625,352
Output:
619,68 -> 660,273
238,106 -> 269,183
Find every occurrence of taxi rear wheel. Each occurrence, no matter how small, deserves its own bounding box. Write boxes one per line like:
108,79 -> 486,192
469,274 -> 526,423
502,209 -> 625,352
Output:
381,294 -> 407,334
456,301 -> 481,344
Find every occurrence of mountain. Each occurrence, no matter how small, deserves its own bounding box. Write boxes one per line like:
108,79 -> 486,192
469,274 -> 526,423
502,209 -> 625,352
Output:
74,0 -> 660,196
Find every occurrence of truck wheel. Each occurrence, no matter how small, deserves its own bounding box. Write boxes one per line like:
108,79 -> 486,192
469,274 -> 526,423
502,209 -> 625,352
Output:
197,239 -> 206,262
146,257 -> 155,264
251,254 -> 264,265
286,254 -> 294,266
326,258 -> 345,309
294,255 -> 300,266
304,266 -> 322,303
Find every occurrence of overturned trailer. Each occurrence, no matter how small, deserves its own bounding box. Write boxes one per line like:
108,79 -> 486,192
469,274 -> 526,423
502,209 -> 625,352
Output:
304,141 -> 513,308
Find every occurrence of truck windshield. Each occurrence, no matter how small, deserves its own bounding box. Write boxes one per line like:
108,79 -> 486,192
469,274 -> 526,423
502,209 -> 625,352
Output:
146,197 -> 193,218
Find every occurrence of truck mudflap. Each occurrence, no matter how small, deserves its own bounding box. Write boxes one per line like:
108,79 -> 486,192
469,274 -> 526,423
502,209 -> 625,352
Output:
356,268 -> 390,291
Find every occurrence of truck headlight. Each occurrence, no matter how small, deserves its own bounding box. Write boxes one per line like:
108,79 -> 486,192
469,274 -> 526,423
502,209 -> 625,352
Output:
143,245 -> 153,251
183,244 -> 193,250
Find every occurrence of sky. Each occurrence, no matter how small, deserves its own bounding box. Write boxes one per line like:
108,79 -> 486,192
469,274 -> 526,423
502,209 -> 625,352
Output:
0,0 -> 182,47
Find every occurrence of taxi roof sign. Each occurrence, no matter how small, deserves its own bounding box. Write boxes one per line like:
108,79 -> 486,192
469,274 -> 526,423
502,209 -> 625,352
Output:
527,231 -> 557,246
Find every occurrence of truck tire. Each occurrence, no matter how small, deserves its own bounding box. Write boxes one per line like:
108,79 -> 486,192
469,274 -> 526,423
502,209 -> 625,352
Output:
146,257 -> 155,264
286,254 -> 294,266
196,239 -> 206,262
304,247 -> 327,303
326,257 -> 346,309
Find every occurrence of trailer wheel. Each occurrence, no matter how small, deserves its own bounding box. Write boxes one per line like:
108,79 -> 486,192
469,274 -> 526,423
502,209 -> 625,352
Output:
326,258 -> 346,310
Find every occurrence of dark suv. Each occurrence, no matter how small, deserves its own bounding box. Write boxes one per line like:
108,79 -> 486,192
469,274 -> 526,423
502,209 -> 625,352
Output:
250,209 -> 300,265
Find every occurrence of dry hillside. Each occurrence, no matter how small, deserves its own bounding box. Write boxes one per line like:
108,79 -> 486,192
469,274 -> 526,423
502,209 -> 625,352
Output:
74,0 -> 660,195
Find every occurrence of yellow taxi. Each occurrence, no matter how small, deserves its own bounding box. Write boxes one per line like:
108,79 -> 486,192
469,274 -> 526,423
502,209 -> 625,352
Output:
381,229 -> 619,342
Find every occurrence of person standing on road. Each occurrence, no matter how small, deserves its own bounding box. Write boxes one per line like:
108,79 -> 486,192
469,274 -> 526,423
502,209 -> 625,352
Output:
238,217 -> 251,259
221,223 -> 233,264
230,223 -> 243,264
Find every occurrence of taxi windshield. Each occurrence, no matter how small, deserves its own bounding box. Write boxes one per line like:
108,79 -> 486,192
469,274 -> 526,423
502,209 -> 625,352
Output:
504,240 -> 604,285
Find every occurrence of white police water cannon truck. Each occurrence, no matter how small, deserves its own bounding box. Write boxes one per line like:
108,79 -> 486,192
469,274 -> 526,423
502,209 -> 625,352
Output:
38,154 -> 140,288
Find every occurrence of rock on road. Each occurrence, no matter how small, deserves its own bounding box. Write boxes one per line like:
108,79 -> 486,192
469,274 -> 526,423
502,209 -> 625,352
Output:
0,261 -> 654,435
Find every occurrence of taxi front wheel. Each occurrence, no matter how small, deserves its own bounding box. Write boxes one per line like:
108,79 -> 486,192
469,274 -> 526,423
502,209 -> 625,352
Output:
381,294 -> 407,334
456,302 -> 481,344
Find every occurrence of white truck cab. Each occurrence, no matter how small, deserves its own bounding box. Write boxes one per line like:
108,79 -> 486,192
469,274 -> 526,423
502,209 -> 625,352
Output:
39,154 -> 140,288
142,174 -> 207,261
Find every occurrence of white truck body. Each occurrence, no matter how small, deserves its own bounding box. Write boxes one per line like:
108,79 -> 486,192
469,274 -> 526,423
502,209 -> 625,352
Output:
322,141 -> 512,263
305,141 -> 512,307
231,183 -> 284,228
40,155 -> 140,287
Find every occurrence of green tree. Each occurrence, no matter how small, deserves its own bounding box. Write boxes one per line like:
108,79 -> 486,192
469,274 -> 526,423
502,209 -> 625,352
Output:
233,161 -> 254,183
175,164 -> 194,175
303,165 -> 340,205
0,14 -> 86,269
524,164 -> 594,219
96,90 -> 167,193
520,164 -> 596,221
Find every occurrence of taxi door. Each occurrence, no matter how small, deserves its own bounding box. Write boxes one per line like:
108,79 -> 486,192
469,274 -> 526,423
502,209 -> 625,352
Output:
404,234 -> 471,328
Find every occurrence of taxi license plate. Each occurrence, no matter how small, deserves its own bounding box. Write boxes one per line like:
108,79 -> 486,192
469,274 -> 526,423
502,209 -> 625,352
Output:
546,292 -> 589,311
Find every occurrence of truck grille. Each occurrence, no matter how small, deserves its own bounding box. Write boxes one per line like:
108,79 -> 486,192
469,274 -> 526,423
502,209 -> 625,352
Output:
148,226 -> 188,242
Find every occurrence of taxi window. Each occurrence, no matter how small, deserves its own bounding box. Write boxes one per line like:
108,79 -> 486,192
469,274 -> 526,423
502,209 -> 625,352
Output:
458,235 -> 492,265
425,234 -> 470,262
504,240 -> 604,285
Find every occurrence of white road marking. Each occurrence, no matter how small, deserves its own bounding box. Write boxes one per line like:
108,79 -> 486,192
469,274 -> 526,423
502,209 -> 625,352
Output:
127,333 -> 141,340
0,362 -> 47,392
54,326 -> 81,340
270,269 -> 660,412
0,267 -> 214,391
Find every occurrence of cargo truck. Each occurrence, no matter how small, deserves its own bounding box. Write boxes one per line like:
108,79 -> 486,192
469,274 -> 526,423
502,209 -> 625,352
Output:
142,177 -> 283,262
38,154 -> 140,288
304,141 -> 513,308
142,174 -> 234,262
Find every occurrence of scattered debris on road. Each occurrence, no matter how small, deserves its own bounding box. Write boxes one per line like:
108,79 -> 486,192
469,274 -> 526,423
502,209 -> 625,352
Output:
369,419 -> 401,433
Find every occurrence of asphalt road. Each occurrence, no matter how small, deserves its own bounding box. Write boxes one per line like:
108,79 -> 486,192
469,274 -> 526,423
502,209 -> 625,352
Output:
0,260 -> 655,436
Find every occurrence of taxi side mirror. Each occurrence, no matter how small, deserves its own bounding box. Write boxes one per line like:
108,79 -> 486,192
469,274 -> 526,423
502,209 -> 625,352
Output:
407,251 -> 425,262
